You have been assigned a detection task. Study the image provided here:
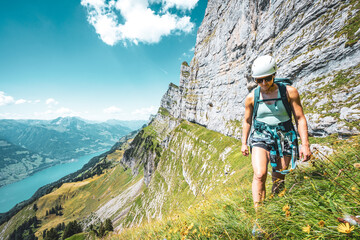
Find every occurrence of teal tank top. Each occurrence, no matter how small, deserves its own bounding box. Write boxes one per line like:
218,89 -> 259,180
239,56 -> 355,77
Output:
255,89 -> 290,126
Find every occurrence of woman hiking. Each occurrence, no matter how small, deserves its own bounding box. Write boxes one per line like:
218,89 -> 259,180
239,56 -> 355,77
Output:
241,55 -> 312,235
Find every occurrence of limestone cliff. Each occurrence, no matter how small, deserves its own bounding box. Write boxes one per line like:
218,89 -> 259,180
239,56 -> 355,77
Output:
2,1 -> 360,238
174,0 -> 360,138
112,0 -> 360,229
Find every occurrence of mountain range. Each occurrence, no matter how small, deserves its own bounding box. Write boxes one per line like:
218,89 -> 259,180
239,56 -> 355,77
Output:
0,0 -> 359,239
0,117 -> 146,187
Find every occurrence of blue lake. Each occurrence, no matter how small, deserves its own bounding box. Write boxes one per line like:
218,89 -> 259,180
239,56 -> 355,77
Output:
0,151 -> 104,213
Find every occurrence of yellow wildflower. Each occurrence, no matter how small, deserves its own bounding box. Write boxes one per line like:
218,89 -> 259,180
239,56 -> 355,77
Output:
304,176 -> 310,180
282,204 -> 290,212
318,220 -> 325,228
212,217 -> 215,220
354,163 -> 360,169
274,178 -> 281,183
268,194 -> 274,199
352,186 -> 357,191
188,223 -> 194,230
302,224 -> 311,234
278,188 -> 287,197
192,229 -> 197,234
285,210 -> 291,217
338,222 -> 355,234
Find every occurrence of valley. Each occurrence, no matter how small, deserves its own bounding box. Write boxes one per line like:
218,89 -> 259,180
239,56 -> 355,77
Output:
0,117 -> 145,187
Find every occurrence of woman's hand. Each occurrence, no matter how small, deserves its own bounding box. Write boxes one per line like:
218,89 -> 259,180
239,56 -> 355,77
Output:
300,144 -> 311,162
241,144 -> 249,156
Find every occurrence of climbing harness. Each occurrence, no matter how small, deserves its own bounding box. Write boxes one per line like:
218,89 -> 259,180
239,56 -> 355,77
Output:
251,80 -> 299,175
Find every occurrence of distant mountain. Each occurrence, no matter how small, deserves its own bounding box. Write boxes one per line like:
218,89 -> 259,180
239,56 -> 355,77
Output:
0,139 -> 54,187
0,117 -> 137,186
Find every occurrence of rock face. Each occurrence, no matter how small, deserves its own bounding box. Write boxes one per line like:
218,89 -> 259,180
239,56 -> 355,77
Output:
169,0 -> 360,138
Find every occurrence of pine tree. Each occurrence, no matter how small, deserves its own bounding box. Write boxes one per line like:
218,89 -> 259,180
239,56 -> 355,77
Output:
45,228 -> 58,240
33,203 -> 38,211
62,221 -> 82,239
33,216 -> 39,228
98,222 -> 105,237
104,218 -> 114,232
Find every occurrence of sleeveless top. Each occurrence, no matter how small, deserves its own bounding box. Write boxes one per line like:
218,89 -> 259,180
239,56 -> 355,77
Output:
255,88 -> 290,126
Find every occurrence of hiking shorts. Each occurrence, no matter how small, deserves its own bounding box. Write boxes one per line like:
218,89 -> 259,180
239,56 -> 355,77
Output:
249,132 -> 293,156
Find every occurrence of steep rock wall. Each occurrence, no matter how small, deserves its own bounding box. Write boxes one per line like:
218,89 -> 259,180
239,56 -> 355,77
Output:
175,0 -> 360,138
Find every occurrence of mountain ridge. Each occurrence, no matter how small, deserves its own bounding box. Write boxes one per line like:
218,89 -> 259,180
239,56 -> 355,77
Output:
1,0 -> 359,239
0,117 -> 143,187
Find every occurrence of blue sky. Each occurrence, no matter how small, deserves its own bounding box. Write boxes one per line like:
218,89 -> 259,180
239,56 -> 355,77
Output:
0,0 -> 207,121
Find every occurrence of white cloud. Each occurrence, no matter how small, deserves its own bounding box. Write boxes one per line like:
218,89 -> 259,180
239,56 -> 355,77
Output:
0,92 -> 34,106
15,99 -> 27,104
162,0 -> 198,10
150,0 -> 198,11
81,0 -> 196,45
104,106 -> 123,114
46,98 -> 59,105
131,105 -> 157,119
0,91 -> 15,106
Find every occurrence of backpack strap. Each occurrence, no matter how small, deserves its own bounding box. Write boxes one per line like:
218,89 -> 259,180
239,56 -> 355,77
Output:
252,86 -> 261,122
277,83 -> 292,120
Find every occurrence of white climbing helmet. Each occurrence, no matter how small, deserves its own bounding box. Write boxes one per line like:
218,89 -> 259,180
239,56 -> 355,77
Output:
251,55 -> 277,78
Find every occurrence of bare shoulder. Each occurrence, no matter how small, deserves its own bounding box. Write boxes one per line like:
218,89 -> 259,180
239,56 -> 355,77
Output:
285,85 -> 300,100
245,89 -> 255,106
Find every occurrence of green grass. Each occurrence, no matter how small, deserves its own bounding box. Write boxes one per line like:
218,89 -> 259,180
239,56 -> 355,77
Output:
255,137 -> 359,238
335,0 -> 360,47
115,135 -> 360,239
120,120 -> 251,232
65,232 -> 87,240
3,118 -> 359,240
301,66 -> 360,130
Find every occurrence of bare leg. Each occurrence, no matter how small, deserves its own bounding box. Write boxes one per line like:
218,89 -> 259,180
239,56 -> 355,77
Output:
251,147 -> 270,208
271,155 -> 291,194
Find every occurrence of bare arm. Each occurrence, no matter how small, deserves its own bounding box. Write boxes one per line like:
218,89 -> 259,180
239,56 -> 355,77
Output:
287,86 -> 311,161
241,92 -> 254,156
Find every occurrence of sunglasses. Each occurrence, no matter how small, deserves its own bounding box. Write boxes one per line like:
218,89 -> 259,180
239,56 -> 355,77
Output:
254,75 -> 273,84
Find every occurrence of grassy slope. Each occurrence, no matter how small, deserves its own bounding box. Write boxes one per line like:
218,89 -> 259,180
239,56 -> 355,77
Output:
1,120 -> 359,239
114,134 -> 360,239
121,121 -> 251,231
0,146 -> 143,239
